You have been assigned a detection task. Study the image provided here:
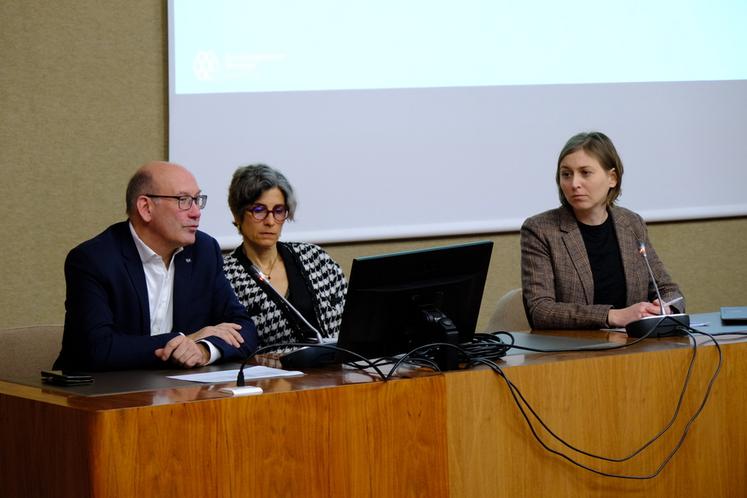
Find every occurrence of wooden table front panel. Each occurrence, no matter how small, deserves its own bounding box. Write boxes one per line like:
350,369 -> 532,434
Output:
89,376 -> 449,498
445,341 -> 747,498
2,337 -> 746,498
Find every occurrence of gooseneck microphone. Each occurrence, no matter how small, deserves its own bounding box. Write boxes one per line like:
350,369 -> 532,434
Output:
625,241 -> 690,338
638,242 -> 665,316
247,264 -> 339,369
246,264 -> 324,343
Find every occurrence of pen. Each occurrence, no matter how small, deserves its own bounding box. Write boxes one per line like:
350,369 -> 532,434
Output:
663,296 -> 683,307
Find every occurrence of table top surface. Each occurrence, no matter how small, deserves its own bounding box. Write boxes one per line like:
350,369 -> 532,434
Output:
1,312 -> 744,411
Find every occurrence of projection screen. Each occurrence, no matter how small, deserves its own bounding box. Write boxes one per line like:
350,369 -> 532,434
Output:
168,0 -> 747,248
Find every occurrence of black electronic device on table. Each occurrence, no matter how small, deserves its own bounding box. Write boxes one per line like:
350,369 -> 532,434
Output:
333,240 -> 493,371
41,370 -> 94,386
279,240 -> 493,371
625,314 -> 690,338
720,306 -> 747,325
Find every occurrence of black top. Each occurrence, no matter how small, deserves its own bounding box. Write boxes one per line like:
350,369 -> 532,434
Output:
235,245 -> 321,339
578,215 -> 627,309
277,243 -> 322,334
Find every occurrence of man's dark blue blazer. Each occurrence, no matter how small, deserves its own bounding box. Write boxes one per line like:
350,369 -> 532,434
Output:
55,221 -> 258,371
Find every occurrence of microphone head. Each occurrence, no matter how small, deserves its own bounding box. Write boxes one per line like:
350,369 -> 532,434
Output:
638,241 -> 647,257
247,264 -> 269,282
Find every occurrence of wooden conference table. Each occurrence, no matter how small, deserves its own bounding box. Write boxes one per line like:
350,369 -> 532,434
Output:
1,313 -> 746,498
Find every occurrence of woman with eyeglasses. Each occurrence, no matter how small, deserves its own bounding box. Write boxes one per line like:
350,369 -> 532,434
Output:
223,164 -> 347,347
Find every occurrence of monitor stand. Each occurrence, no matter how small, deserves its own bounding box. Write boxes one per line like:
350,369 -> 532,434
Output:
420,306 -> 460,371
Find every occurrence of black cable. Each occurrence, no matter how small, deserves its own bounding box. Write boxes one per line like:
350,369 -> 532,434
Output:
460,334 -> 513,361
474,320 -> 723,479
385,342 -> 474,380
345,355 -> 438,372
236,342 -> 390,385
235,318 -> 729,479
485,323 -> 663,355
494,332 -> 699,462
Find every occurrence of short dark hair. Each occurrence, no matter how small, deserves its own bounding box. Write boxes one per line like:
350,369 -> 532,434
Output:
228,164 -> 297,224
125,169 -> 154,215
555,131 -> 624,208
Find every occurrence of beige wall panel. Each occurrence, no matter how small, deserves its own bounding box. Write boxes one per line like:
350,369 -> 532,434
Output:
1,1 -> 166,327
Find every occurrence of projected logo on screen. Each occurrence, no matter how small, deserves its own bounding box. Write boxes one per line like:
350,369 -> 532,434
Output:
192,51 -> 220,81
191,50 -> 286,84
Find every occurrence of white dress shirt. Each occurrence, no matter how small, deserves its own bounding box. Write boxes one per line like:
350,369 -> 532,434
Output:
129,223 -> 220,364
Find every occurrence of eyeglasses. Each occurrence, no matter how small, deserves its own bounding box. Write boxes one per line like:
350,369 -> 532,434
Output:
246,204 -> 289,222
145,194 -> 208,210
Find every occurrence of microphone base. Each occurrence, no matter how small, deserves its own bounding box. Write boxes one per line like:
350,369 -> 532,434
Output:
625,314 -> 690,338
280,344 -> 339,370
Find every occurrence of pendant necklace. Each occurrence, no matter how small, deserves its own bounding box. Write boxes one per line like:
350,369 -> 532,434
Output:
256,252 -> 279,280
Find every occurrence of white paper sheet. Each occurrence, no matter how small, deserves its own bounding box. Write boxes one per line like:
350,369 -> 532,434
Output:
167,366 -> 304,383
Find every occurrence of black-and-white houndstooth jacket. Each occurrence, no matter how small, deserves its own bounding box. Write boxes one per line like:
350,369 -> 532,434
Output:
223,242 -> 347,347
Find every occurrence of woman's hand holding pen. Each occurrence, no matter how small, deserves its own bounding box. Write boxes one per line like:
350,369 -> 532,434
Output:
653,296 -> 683,315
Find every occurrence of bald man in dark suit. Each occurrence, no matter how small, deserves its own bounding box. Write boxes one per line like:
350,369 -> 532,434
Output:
56,161 -> 258,371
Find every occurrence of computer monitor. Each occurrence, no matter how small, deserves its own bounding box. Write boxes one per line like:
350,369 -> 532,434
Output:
335,240 -> 493,371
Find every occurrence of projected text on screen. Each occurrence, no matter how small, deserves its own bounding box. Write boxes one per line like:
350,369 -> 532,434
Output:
174,0 -> 747,95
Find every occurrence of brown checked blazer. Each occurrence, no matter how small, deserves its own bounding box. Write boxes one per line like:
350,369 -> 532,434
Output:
520,206 -> 684,329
